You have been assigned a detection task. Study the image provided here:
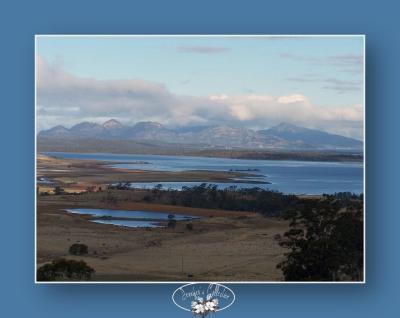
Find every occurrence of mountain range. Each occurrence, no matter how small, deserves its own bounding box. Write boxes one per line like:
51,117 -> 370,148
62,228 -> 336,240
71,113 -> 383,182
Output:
38,119 -> 363,150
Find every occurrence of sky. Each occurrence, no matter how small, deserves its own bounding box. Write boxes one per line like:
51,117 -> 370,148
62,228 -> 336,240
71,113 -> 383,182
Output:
36,35 -> 364,139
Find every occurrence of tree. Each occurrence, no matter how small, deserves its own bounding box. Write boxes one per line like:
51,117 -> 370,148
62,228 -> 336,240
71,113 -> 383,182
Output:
54,185 -> 64,195
277,198 -> 363,281
69,243 -> 89,256
186,223 -> 193,231
37,259 -> 95,281
86,185 -> 96,193
101,191 -> 118,205
167,219 -> 177,229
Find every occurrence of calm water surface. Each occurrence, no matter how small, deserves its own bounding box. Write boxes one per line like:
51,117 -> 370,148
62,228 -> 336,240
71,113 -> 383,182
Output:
65,208 -> 197,228
46,152 -> 363,195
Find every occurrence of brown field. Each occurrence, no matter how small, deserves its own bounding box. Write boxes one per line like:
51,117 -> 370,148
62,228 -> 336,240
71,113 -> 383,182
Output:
36,154 -> 288,281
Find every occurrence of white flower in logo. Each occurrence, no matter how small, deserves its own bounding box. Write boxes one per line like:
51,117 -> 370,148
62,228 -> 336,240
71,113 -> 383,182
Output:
191,296 -> 219,316
194,303 -> 205,314
205,298 -> 218,312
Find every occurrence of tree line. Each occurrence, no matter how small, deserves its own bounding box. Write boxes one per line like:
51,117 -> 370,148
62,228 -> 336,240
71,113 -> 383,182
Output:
141,183 -> 300,217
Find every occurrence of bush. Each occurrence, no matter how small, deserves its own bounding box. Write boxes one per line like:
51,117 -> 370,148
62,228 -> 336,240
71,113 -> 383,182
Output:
186,223 -> 193,231
100,192 -> 118,205
273,234 -> 282,241
54,185 -> 65,195
37,258 -> 95,281
142,195 -> 153,202
69,243 -> 89,255
167,219 -> 177,229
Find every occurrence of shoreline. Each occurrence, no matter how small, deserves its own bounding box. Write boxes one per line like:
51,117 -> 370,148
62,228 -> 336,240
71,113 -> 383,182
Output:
40,149 -> 364,163
37,154 -> 265,194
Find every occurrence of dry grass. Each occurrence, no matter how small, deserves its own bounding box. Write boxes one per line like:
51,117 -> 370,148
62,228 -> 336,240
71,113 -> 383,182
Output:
36,154 -> 287,281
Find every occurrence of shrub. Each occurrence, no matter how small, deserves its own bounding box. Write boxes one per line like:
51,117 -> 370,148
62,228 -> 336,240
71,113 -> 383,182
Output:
100,192 -> 118,205
37,258 -> 95,281
167,219 -> 177,229
69,243 -> 89,256
273,234 -> 282,241
186,223 -> 193,231
142,195 -> 153,202
54,185 -> 65,195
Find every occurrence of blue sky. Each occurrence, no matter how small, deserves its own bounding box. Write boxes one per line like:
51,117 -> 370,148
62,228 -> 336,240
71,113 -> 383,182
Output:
36,36 -> 364,139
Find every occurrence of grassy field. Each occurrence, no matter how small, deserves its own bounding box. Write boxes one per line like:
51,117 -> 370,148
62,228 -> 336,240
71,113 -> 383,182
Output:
36,154 -> 289,281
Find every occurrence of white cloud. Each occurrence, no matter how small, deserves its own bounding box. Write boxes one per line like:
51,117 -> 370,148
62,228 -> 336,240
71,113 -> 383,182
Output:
277,94 -> 309,104
37,56 -> 363,139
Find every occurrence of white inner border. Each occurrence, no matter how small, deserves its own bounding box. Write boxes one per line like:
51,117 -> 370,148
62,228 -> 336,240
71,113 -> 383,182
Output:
34,34 -> 366,284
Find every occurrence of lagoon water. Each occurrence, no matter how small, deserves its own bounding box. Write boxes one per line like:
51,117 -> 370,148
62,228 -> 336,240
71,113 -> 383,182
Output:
46,152 -> 363,195
92,219 -> 163,228
65,208 -> 197,228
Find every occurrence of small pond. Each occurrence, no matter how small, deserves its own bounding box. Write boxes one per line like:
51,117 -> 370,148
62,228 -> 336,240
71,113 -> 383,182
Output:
65,208 -> 198,228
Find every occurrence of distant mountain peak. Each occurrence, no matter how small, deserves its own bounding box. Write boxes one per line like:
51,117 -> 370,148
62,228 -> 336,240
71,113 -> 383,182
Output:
51,125 -> 68,130
134,121 -> 164,129
272,122 -> 301,132
71,121 -> 101,129
39,119 -> 362,150
261,122 -> 362,149
103,119 -> 123,129
38,125 -> 71,137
